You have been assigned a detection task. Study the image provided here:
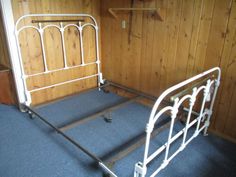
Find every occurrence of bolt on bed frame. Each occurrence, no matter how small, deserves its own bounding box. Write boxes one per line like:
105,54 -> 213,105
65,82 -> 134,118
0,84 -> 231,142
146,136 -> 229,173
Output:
15,14 -> 221,177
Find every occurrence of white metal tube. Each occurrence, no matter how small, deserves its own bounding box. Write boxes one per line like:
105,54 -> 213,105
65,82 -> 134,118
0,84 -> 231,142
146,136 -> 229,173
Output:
142,106 -> 173,175
146,114 -> 202,164
25,62 -> 96,78
195,80 -> 210,134
60,22 -> 68,68
95,26 -> 103,85
182,88 -> 197,145
164,112 -> 177,161
149,67 -> 221,125
150,122 -> 207,177
15,14 -> 98,29
142,127 -> 152,176
78,22 -> 85,66
15,31 -> 32,105
182,103 -> 194,145
29,74 -> 98,93
204,80 -> 220,135
38,23 -> 48,72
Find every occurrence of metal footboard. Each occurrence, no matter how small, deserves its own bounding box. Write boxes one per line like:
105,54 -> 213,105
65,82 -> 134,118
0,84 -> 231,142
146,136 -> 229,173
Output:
134,67 -> 221,177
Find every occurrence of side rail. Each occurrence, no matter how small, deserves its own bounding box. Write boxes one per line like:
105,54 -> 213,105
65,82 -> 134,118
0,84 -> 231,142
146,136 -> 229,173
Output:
134,67 -> 221,177
15,14 -> 103,106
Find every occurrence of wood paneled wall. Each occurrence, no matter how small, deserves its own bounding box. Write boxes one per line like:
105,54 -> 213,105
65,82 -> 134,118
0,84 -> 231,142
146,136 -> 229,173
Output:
0,9 -> 10,68
101,0 -> 236,140
12,0 -> 101,105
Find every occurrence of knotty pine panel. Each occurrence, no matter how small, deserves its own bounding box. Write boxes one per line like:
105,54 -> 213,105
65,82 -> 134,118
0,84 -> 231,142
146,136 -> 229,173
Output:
101,0 -> 236,140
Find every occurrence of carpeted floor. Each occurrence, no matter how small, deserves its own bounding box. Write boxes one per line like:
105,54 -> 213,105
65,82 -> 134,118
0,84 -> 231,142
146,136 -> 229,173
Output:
0,90 -> 236,177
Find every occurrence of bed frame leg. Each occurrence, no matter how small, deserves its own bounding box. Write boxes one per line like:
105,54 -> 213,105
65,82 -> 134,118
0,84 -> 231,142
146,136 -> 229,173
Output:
134,162 -> 146,177
102,88 -> 110,94
203,109 -> 212,136
26,110 -> 36,119
203,120 -> 210,136
102,162 -> 115,177
103,112 -> 112,123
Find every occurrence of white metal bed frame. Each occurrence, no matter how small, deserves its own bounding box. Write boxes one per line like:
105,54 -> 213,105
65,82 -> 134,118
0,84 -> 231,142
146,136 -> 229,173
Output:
15,14 -> 221,177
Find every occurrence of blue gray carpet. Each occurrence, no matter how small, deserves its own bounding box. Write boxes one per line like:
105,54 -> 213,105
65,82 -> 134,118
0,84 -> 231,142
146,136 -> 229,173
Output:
0,90 -> 236,177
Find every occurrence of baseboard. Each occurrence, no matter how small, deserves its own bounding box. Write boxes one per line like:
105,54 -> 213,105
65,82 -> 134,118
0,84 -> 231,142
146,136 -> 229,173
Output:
209,129 -> 236,144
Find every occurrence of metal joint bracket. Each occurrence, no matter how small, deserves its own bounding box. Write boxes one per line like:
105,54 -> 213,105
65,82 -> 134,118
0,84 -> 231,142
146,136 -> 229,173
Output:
134,162 -> 146,176
179,143 -> 186,151
204,120 -> 210,127
146,123 -> 154,133
205,109 -> 212,117
161,159 -> 169,169
204,80 -> 211,96
39,28 -> 44,34
215,80 -> 220,87
99,73 -> 105,84
193,131 -> 199,138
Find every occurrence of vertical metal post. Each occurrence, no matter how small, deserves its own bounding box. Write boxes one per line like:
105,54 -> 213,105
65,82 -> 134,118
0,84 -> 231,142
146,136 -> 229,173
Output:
38,23 -> 48,72
95,25 -> 103,85
181,88 -> 197,147
0,0 -> 27,107
60,22 -> 68,68
15,30 -> 32,106
195,80 -> 211,136
204,79 -> 220,135
163,99 -> 178,163
79,22 -> 85,66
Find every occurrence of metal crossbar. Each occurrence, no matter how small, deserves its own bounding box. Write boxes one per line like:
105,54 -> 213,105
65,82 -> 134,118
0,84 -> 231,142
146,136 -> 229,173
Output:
102,118 -> 173,166
24,105 -> 117,177
59,95 -> 141,132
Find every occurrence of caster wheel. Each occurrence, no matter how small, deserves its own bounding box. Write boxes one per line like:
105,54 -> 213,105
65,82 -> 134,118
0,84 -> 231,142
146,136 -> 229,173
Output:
102,88 -> 110,94
27,111 -> 35,119
103,112 -> 112,123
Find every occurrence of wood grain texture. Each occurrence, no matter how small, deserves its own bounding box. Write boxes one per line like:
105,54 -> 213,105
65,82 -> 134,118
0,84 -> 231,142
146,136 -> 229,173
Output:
0,10 -> 10,68
0,67 -> 16,105
101,0 -> 236,140
12,0 -> 101,105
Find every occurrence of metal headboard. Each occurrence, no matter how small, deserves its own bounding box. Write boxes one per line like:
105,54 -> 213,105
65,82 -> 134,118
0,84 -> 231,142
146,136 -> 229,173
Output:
15,14 -> 104,106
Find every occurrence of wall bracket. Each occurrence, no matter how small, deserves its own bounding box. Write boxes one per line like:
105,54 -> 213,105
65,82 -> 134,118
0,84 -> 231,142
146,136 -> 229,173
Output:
108,7 -> 164,21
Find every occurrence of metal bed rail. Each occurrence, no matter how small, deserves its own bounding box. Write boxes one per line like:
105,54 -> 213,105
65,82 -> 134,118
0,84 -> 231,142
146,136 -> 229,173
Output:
134,67 -> 221,177
24,80 -> 174,177
24,105 -> 117,177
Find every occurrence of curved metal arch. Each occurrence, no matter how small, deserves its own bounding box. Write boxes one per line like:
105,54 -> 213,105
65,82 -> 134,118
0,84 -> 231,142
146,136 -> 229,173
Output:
195,85 -> 207,96
15,14 -> 98,31
18,25 -> 40,33
81,23 -> 97,29
174,79 -> 216,110
42,24 -> 61,30
153,106 -> 173,124
148,67 -> 221,124
63,24 -> 81,31
176,94 -> 192,108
